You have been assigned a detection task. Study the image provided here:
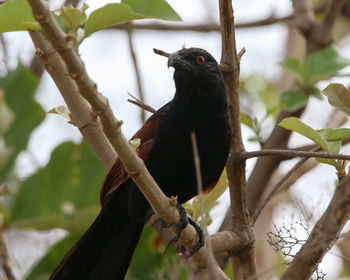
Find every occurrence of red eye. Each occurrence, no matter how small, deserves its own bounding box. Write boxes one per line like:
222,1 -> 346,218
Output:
196,56 -> 205,64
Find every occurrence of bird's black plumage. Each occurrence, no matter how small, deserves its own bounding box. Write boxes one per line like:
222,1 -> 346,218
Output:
50,47 -> 232,280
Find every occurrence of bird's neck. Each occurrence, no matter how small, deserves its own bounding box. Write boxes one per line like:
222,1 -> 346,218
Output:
172,81 -> 228,121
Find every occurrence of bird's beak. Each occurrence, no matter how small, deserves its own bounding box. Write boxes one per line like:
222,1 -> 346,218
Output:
167,52 -> 182,68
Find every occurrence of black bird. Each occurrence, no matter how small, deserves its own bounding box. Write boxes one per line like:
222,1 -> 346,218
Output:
50,47 -> 232,280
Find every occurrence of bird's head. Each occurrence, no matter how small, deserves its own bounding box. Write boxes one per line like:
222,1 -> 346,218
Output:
167,48 -> 224,90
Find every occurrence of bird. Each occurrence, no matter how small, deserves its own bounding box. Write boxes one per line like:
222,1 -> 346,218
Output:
50,47 -> 232,280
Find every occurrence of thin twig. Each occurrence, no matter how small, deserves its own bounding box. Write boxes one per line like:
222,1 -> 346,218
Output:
127,92 -> 156,113
191,132 -> 216,279
111,14 -> 294,33
126,24 -> 146,123
153,48 -> 170,58
237,47 -> 246,62
241,149 -> 350,161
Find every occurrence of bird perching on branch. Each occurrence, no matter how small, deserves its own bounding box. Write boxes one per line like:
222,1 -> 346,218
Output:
50,48 -> 232,280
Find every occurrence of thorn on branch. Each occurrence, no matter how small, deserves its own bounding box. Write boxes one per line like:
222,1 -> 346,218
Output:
153,48 -> 170,58
237,47 -> 246,62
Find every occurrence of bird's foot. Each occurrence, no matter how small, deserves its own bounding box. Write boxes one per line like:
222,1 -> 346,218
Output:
159,203 -> 204,258
180,217 -> 204,258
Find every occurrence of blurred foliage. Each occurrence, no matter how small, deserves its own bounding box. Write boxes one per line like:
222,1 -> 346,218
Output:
239,76 -> 280,143
280,46 -> 350,112
0,64 -> 44,179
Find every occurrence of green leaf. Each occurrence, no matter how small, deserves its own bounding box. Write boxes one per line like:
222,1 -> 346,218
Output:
280,90 -> 308,112
47,105 -> 72,122
84,0 -> 181,38
55,3 -> 89,31
0,91 -> 15,136
323,83 -> 350,116
0,0 -> 38,33
259,84 -> 280,118
0,64 -> 44,178
240,112 -> 254,129
11,140 -> 106,221
278,117 -> 332,152
122,0 -> 181,21
281,58 -> 307,83
280,118 -> 342,169
304,46 -> 350,84
281,47 -> 350,86
324,128 -> 350,141
192,169 -> 228,221
84,3 -> 143,37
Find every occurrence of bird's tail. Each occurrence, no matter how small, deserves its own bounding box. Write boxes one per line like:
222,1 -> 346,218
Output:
50,185 -> 144,280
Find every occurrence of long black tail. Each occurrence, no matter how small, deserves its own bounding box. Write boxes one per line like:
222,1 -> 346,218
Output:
50,184 -> 144,280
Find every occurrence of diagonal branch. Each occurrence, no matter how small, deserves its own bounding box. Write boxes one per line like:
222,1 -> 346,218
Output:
29,31 -> 116,170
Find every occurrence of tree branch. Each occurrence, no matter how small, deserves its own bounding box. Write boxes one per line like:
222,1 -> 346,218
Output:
241,149 -> 350,161
281,174 -> 350,280
126,23 -> 146,123
219,0 -> 257,279
127,92 -> 156,114
29,31 -> 116,170
110,14 -> 293,32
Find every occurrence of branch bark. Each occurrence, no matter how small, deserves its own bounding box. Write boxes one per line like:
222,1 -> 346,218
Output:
219,0 -> 257,279
29,31 -> 116,170
241,149 -> 350,161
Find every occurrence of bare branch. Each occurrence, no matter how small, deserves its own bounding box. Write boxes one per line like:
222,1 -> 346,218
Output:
111,14 -> 294,33
29,31 -> 116,170
241,149 -> 350,161
191,132 -> 218,279
126,24 -> 146,123
219,0 -> 257,279
153,48 -> 170,58
127,92 -> 156,113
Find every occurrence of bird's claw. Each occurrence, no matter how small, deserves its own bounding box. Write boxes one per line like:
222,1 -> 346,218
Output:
160,203 -> 204,257
180,218 -> 204,258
